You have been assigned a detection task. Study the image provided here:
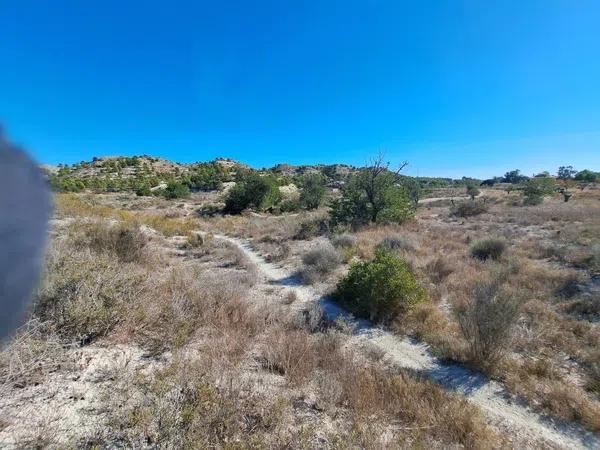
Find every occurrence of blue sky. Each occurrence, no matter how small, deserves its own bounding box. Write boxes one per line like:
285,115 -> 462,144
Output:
1,0 -> 599,178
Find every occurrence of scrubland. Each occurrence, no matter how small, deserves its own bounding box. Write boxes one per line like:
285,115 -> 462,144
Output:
1,183 -> 600,448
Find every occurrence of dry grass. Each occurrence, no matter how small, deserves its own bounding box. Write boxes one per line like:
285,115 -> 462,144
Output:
2,196 -> 504,448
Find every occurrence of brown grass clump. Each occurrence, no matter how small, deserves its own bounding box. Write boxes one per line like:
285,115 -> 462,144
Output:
78,221 -> 148,263
454,280 -> 520,370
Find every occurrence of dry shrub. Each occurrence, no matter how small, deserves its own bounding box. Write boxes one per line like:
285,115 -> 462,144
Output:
0,320 -> 65,389
83,221 -> 147,263
503,365 -> 600,432
470,238 -> 506,261
96,357 -> 288,449
261,328 -> 340,386
294,217 -> 330,240
326,361 -> 497,448
300,242 -> 341,284
184,232 -> 204,248
425,256 -> 454,283
34,239 -> 146,343
258,237 -> 290,262
130,270 -> 259,356
331,233 -> 357,249
451,200 -> 488,217
377,233 -> 415,252
454,280 -> 520,370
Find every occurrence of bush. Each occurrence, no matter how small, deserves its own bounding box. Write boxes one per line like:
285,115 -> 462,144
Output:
523,194 -> 543,205
454,281 -> 520,369
333,250 -> 428,322
377,233 -> 415,252
522,178 -> 556,205
451,200 -> 488,217
224,173 -> 281,214
301,243 -> 341,283
466,183 -> 480,200
470,238 -> 506,261
279,198 -> 301,213
84,222 -> 147,263
162,182 -> 190,199
295,217 -> 330,240
135,185 -> 152,197
331,234 -> 357,249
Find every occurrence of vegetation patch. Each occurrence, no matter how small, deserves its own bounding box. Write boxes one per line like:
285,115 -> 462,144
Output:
333,250 -> 428,322
470,238 -> 507,261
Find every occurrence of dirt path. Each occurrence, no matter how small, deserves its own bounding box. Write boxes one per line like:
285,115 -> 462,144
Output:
213,233 -> 600,450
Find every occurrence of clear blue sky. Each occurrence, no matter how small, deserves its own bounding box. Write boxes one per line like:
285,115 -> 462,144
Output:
1,1 -> 599,178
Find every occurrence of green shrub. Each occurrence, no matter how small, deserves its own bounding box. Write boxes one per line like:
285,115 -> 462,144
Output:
279,198 -> 301,213
333,250 -> 428,322
162,182 -> 190,199
466,183 -> 480,200
470,239 -> 506,261
224,173 -> 281,214
522,194 -> 543,206
135,185 -> 152,197
451,200 -> 488,217
522,178 -> 556,205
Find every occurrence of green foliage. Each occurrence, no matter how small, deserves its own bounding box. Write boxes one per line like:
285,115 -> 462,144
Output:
400,177 -> 421,206
575,169 -> 600,183
187,163 -> 226,190
470,238 -> 506,261
162,182 -> 190,199
279,198 -> 301,213
522,177 -> 556,205
333,250 -> 428,323
376,185 -> 415,224
224,173 -> 281,214
135,184 -> 152,197
466,183 -> 480,200
503,169 -> 529,184
557,165 -> 577,180
48,175 -> 86,192
299,174 -> 326,210
331,158 -> 415,227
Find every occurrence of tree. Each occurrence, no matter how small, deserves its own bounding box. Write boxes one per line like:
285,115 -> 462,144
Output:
299,174 -> 326,210
224,173 -> 281,214
503,169 -> 529,184
331,154 -> 413,227
400,176 -> 421,207
522,177 -> 556,205
575,170 -> 599,183
557,165 -> 577,180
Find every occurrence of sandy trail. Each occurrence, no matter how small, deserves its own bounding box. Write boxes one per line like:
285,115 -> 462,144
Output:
213,233 -> 600,450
